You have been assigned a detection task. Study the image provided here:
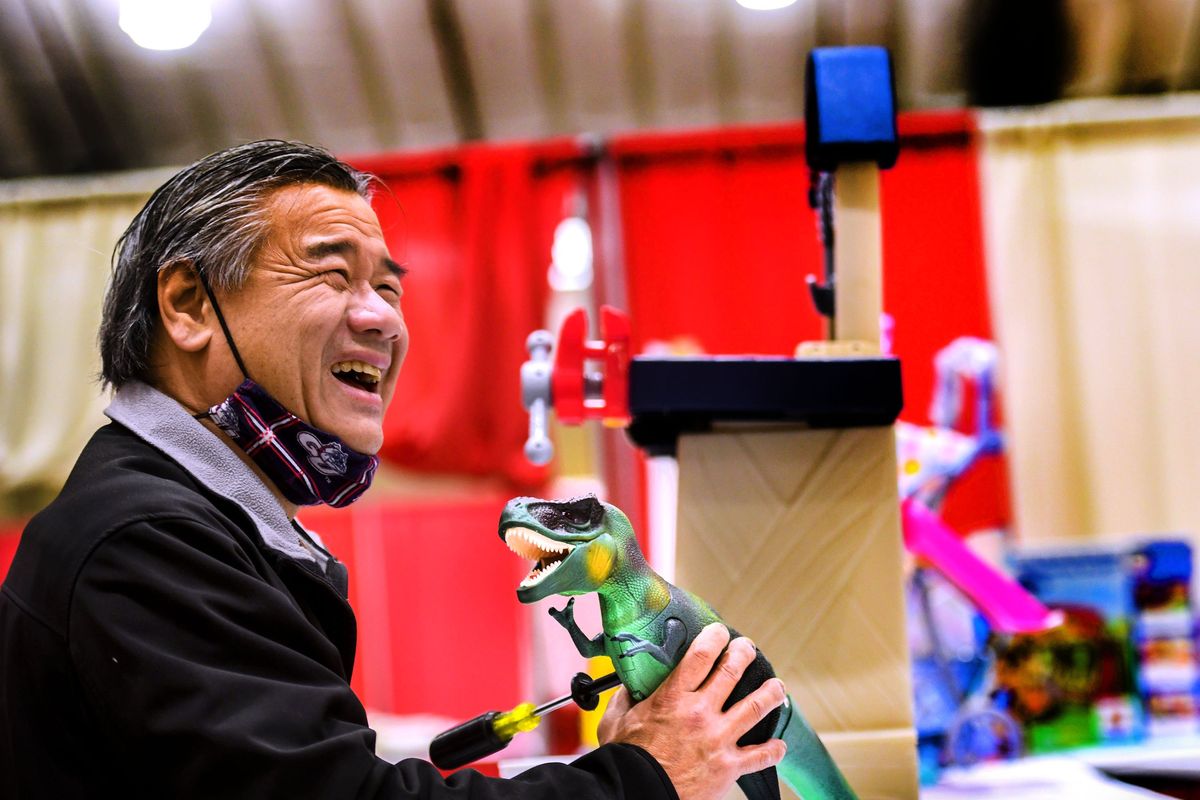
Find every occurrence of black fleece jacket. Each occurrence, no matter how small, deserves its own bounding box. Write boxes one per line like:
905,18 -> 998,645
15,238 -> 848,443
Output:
0,422 -> 677,799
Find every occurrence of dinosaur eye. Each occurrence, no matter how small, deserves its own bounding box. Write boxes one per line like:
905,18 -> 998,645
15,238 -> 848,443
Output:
563,506 -> 591,527
528,496 -> 602,531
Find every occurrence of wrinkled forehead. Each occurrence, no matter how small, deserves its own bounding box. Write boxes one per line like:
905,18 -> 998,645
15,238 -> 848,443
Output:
261,183 -> 380,234
249,185 -> 396,273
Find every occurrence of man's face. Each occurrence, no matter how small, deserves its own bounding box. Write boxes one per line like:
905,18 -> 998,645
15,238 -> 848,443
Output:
215,183 -> 408,454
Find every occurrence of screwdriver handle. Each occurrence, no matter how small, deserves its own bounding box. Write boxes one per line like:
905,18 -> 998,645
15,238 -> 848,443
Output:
429,711 -> 509,770
428,672 -> 624,770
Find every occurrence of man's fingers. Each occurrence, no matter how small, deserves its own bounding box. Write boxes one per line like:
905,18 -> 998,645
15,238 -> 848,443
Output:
698,636 -> 756,703
727,677 -> 787,732
666,623 -> 730,692
736,738 -> 788,774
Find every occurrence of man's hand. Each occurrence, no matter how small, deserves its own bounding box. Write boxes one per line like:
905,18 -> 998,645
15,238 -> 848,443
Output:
597,623 -> 787,800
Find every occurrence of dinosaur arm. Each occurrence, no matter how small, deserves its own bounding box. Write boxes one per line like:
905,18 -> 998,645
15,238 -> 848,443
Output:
612,617 -> 688,667
549,598 -> 606,658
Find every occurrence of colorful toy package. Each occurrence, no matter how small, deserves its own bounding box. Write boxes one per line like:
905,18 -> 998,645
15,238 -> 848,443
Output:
1130,541 -> 1199,737
1001,540 -> 1199,753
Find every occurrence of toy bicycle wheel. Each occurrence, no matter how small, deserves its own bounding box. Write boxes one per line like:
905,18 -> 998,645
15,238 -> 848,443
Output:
945,706 -> 1022,767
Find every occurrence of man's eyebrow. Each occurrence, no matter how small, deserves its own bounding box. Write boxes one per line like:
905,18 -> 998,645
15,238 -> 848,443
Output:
304,239 -> 355,260
305,239 -> 408,278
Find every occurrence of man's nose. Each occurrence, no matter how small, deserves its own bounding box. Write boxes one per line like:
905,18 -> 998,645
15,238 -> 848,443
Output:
347,288 -> 404,341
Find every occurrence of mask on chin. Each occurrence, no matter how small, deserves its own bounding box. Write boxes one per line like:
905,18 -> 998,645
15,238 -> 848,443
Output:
194,270 -> 379,508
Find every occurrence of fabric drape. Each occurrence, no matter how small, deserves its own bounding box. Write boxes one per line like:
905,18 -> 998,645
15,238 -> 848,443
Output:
0,124 -> 1011,535
0,172 -> 166,514
979,96 -> 1200,550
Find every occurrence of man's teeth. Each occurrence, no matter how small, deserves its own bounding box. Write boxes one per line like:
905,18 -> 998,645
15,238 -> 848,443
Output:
331,360 -> 382,383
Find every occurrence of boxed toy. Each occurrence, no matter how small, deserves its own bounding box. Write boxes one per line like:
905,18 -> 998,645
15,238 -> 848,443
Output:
998,539 -> 1199,753
1131,541 -> 1199,738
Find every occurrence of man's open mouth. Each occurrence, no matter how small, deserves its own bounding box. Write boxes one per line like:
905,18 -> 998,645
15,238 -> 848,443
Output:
331,360 -> 382,393
504,526 -> 576,588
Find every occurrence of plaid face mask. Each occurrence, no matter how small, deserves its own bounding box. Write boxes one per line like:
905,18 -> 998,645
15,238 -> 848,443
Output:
194,268 -> 379,508
201,379 -> 378,508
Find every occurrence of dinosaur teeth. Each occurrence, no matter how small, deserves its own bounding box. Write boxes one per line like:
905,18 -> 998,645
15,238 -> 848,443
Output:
504,526 -> 575,562
519,556 -> 564,588
505,526 -> 576,588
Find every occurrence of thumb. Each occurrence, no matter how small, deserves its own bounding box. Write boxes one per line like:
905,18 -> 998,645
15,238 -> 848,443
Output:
597,686 -> 632,744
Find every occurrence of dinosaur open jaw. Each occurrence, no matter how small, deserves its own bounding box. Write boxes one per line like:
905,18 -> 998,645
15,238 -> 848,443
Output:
504,525 -> 577,588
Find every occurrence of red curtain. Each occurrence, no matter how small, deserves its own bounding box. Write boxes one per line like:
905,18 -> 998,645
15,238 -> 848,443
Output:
611,112 -> 1009,534
0,525 -> 19,583
353,141 -> 589,489
300,497 -> 525,718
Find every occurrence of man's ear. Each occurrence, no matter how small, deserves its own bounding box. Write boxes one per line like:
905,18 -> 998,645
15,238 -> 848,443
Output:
157,259 -> 215,354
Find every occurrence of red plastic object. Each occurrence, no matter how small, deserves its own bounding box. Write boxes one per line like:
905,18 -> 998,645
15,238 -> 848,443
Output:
551,306 -> 632,426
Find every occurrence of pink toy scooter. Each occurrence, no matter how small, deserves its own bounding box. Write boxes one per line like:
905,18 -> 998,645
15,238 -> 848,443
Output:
898,337 -> 1060,636
902,498 -> 1062,635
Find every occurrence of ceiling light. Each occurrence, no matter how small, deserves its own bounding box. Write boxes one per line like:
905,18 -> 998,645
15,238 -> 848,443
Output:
119,0 -> 212,51
735,0 -> 798,9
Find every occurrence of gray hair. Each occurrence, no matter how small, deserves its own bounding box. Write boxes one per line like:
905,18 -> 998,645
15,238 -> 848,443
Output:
99,139 -> 373,389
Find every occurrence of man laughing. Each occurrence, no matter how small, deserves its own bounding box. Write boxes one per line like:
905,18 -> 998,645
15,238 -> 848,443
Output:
0,140 -> 784,799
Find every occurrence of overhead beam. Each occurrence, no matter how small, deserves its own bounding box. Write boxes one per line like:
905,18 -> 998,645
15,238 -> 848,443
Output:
60,0 -> 147,168
12,0 -> 126,173
621,0 -> 655,128
426,0 -> 484,141
529,0 -> 569,135
244,0 -> 314,144
711,0 -> 740,124
26,0 -> 128,171
0,6 -> 58,176
336,0 -> 404,151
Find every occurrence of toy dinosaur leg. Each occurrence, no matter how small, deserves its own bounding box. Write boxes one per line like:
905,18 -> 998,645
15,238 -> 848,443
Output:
774,696 -> 859,800
612,618 -> 687,666
737,767 -> 781,800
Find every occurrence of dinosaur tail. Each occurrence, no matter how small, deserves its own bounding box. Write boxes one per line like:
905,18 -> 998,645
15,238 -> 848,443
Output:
773,695 -> 859,800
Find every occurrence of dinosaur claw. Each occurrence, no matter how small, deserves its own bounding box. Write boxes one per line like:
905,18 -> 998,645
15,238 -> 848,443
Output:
549,598 -> 577,627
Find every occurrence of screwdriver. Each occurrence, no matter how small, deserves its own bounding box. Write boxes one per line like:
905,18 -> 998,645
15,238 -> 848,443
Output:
429,671 -> 623,770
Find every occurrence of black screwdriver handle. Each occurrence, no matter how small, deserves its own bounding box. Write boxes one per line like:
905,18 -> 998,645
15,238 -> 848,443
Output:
428,672 -> 624,771
429,711 -> 507,770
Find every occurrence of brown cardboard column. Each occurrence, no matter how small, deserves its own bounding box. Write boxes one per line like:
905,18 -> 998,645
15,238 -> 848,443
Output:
834,162 -> 882,346
674,161 -> 917,799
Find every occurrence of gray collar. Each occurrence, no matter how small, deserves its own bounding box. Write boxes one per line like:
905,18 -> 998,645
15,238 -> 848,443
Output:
105,381 -> 327,568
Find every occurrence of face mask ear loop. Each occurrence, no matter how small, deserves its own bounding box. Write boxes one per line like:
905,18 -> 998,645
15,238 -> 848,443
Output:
195,266 -> 251,381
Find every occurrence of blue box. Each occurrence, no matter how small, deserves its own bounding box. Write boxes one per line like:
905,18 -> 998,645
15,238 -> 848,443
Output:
805,46 -> 899,171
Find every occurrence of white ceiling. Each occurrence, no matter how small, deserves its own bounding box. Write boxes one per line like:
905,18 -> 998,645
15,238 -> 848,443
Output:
1,0 -> 1197,178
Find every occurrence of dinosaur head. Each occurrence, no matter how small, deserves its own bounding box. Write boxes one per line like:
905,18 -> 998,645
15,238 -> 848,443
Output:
498,495 -> 634,603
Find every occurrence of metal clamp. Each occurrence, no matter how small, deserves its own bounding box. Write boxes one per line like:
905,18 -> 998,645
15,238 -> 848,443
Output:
518,306 -> 633,466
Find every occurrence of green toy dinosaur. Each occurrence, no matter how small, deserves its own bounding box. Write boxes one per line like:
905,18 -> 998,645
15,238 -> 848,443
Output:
498,495 -> 859,800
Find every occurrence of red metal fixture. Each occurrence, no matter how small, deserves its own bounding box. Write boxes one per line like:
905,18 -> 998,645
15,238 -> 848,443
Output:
551,306 -> 631,426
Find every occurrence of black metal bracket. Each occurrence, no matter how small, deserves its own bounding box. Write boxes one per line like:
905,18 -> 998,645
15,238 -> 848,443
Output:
626,356 -> 903,456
